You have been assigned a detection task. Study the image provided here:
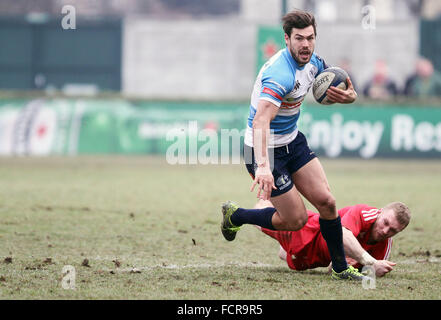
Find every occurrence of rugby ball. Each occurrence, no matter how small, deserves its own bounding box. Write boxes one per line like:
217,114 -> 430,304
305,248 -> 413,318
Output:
312,67 -> 349,105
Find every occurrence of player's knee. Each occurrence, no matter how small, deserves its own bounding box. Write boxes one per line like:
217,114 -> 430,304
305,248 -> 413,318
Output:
286,214 -> 307,231
297,214 -> 308,229
276,206 -> 307,231
316,194 -> 336,212
315,194 -> 337,220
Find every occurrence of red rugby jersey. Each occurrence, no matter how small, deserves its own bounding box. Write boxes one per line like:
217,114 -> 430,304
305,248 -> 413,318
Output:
261,204 -> 393,270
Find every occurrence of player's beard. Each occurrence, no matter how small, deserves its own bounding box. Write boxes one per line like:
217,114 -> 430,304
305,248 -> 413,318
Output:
292,48 -> 312,66
368,227 -> 382,244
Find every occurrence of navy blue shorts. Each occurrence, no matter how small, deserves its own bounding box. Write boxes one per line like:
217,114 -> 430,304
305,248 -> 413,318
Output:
244,131 -> 317,198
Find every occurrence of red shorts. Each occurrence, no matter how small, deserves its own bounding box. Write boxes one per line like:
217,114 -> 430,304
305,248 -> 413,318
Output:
260,213 -> 330,270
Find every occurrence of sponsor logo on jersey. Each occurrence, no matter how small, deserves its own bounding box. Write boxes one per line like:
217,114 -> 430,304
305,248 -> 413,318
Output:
310,65 -> 318,77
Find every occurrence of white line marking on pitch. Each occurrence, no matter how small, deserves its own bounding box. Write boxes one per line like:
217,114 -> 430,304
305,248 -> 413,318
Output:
103,262 -> 282,273
104,258 -> 440,273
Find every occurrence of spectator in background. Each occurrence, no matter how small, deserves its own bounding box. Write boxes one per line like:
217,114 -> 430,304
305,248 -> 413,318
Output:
339,57 -> 358,94
363,59 -> 398,100
403,57 -> 441,98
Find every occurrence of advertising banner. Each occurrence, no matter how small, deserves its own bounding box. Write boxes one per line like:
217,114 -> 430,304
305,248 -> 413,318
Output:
0,99 -> 247,157
0,98 -> 440,159
299,105 -> 441,158
256,25 -> 285,73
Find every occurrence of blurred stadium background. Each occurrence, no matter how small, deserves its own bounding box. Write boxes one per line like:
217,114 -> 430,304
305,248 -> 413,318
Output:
0,0 -> 440,158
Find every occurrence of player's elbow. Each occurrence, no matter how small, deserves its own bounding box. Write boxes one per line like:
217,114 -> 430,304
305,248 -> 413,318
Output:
252,116 -> 268,130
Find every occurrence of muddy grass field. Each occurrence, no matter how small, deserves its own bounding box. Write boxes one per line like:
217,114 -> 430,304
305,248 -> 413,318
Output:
0,156 -> 440,300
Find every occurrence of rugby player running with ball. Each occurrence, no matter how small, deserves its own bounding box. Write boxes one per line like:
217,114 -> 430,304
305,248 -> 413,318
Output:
221,9 -> 363,280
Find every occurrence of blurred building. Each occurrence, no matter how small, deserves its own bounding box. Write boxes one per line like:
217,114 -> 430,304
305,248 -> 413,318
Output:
0,0 -> 241,17
0,0 -> 440,100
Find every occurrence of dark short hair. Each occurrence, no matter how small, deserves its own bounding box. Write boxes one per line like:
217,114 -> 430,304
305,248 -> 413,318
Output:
282,10 -> 317,36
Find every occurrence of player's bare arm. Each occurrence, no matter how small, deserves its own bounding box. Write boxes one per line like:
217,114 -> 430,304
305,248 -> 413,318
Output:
250,99 -> 279,201
326,77 -> 357,104
342,227 -> 396,277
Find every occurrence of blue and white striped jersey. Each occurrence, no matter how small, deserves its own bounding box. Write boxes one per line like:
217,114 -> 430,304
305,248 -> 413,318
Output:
244,48 -> 327,147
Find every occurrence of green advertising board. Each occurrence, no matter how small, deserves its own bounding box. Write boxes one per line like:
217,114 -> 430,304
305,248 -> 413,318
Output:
0,98 -> 440,159
299,105 -> 441,158
257,25 -> 285,73
0,99 -> 247,158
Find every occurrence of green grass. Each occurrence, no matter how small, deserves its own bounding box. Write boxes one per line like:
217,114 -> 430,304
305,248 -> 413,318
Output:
0,156 -> 440,299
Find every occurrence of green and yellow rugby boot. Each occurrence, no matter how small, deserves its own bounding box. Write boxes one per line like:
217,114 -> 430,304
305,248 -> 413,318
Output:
331,265 -> 370,281
220,201 -> 241,241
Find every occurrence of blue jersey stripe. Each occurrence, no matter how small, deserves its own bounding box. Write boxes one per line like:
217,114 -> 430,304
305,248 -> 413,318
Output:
247,106 -> 256,128
270,113 -> 300,135
247,105 -> 299,135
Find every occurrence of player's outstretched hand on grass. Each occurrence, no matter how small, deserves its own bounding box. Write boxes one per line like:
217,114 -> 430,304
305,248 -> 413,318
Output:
373,260 -> 396,277
328,259 -> 397,277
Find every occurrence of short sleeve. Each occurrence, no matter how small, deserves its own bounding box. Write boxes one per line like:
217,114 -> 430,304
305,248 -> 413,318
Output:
341,204 -> 379,238
260,67 -> 293,107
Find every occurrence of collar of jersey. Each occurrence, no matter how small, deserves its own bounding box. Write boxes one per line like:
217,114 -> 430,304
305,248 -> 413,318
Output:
283,47 -> 307,71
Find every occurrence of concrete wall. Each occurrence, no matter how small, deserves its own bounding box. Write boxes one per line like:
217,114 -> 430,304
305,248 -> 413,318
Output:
123,16 -> 418,100
314,20 -> 419,92
123,18 -> 256,100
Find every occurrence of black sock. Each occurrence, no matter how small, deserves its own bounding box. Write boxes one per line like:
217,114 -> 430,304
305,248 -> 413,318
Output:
230,207 -> 276,230
319,216 -> 348,273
